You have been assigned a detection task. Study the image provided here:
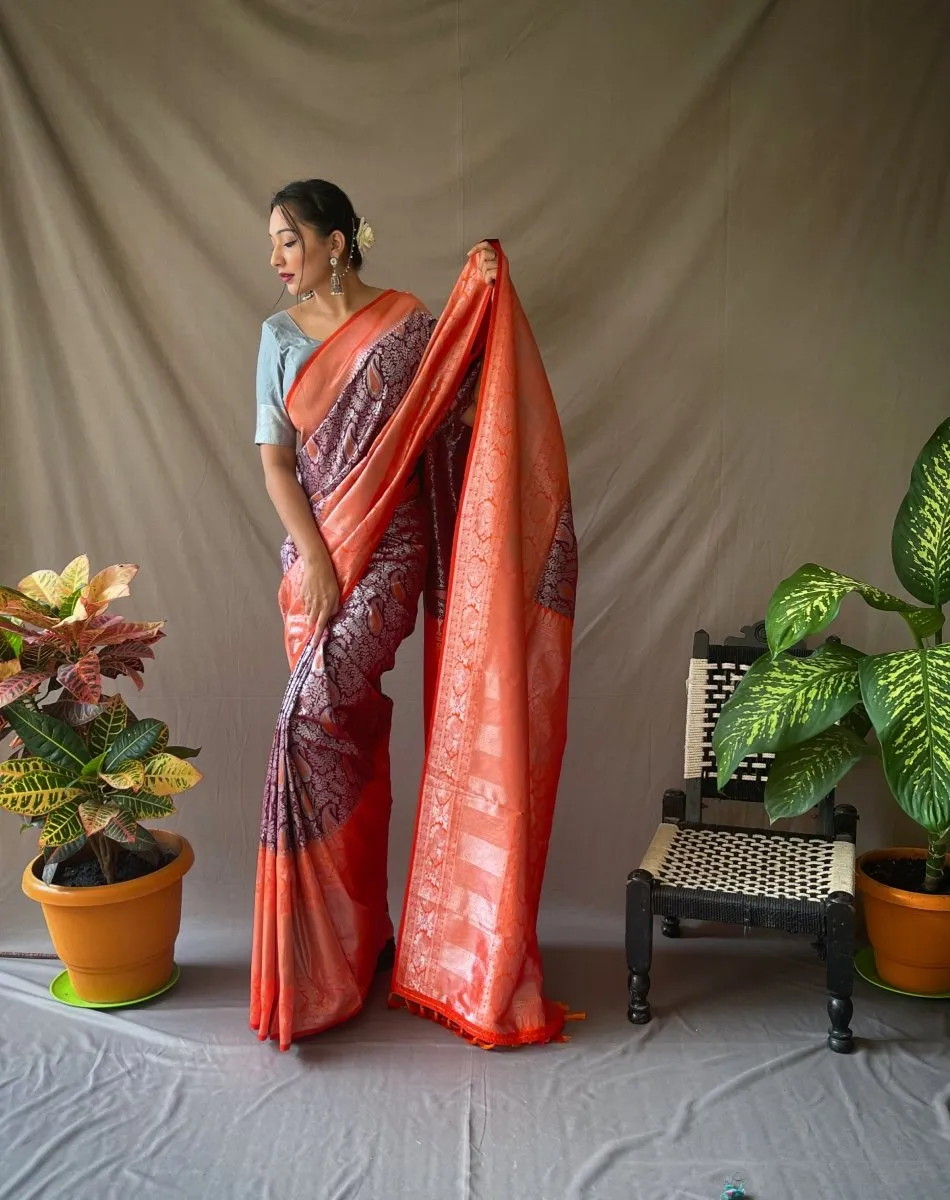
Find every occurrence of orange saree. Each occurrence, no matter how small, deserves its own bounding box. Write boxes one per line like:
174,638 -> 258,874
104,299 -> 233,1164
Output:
250,248 -> 577,1050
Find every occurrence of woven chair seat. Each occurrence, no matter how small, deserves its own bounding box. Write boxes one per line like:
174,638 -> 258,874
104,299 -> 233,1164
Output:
640,824 -> 855,902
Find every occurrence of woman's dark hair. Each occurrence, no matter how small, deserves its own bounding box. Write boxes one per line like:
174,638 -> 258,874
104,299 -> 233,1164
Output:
270,179 -> 363,270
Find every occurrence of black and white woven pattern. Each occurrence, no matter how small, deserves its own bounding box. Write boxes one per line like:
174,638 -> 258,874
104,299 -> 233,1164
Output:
685,657 -> 774,785
641,825 -> 854,901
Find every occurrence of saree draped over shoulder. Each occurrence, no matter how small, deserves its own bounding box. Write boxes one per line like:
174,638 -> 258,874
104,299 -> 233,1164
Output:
251,252 -> 578,1050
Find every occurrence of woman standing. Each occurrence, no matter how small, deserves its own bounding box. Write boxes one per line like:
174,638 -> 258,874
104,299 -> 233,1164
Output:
252,179 -> 577,1050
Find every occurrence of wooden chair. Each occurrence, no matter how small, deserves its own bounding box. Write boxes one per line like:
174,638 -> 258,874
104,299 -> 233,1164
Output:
625,623 -> 858,1052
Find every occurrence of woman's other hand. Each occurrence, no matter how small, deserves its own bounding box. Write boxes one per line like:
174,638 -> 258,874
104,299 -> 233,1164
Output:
468,241 -> 498,285
300,553 -> 341,642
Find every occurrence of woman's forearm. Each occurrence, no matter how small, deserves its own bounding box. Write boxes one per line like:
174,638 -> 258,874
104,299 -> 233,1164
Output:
262,460 -> 331,567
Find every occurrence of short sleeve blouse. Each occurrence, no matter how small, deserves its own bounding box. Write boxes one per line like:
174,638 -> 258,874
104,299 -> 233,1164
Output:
254,312 -> 322,447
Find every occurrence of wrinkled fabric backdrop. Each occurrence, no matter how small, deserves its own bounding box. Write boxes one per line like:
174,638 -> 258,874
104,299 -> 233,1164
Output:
2,0 -> 949,945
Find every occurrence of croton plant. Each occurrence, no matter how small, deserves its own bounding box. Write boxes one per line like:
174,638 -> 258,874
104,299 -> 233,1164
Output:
713,419 -> 950,893
0,557 -> 200,884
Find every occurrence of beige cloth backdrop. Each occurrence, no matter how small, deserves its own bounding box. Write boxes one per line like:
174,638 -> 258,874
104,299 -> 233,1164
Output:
2,0 -> 949,943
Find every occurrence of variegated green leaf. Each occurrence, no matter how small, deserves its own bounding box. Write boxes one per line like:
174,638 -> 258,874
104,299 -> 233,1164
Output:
101,759 -> 145,791
86,695 -> 132,756
0,628 -> 23,659
145,724 -> 169,758
143,752 -> 202,796
767,563 -> 944,656
2,702 -> 89,771
40,804 -> 84,848
126,824 -> 161,863
42,835 -> 88,882
764,725 -> 875,822
57,556 -> 90,601
102,719 -> 164,772
859,646 -> 950,834
0,756 -> 51,778
0,770 -> 82,816
892,418 -> 950,606
111,789 -> 175,820
713,642 -> 864,787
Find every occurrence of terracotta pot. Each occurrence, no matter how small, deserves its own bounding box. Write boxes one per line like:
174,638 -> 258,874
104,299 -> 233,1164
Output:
21,831 -> 194,1004
857,847 -> 950,994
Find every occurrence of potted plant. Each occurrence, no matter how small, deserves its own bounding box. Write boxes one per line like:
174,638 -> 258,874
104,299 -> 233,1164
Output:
0,557 -> 200,1004
713,419 -> 950,995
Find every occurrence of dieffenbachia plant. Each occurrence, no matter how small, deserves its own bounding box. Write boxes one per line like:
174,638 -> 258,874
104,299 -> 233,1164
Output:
0,694 -> 200,884
713,418 -> 950,893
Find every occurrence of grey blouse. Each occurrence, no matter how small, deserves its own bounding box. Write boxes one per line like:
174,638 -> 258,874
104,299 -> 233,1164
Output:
254,311 -> 322,447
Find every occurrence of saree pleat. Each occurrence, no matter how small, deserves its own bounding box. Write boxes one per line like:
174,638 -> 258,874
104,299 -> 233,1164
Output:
251,254 -> 576,1050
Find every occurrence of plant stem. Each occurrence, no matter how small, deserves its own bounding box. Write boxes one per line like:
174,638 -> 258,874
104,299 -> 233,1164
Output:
89,833 -> 118,886
923,834 -> 948,894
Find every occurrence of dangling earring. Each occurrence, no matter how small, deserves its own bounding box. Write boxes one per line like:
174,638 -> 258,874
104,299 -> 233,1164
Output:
329,255 -> 343,297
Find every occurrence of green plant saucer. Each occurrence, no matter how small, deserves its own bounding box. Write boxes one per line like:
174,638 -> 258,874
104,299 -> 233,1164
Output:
49,964 -> 180,1009
854,947 -> 950,999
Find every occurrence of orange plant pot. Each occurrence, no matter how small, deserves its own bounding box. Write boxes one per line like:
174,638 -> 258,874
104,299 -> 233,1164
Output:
21,831 -> 194,1005
857,847 -> 950,995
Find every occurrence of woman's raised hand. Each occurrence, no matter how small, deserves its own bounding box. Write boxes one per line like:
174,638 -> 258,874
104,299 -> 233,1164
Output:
468,241 -> 498,285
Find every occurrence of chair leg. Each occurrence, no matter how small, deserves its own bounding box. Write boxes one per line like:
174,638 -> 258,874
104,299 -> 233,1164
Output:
626,869 -> 654,1024
825,890 -> 855,1054
661,916 -> 681,939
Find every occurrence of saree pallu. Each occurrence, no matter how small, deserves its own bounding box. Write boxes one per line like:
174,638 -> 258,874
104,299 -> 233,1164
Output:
251,251 -> 578,1050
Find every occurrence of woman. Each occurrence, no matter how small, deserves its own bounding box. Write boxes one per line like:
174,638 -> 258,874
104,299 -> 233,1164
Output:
252,179 -> 577,1051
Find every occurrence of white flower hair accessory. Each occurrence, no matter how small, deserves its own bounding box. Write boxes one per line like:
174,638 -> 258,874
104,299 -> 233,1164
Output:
355,217 -> 375,255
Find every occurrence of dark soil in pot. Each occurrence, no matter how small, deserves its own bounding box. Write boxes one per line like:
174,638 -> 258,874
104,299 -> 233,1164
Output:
862,856 -> 949,896
54,848 -> 177,888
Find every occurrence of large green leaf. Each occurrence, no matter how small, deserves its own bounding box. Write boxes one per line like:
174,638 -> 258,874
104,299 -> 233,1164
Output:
892,418 -> 950,607
859,646 -> 950,835
764,725 -> 875,822
86,695 -> 131,756
102,719 -> 164,772
0,770 -> 82,816
766,563 -> 944,656
111,789 -> 175,820
40,804 -> 84,848
713,642 -> 864,787
2,702 -> 89,772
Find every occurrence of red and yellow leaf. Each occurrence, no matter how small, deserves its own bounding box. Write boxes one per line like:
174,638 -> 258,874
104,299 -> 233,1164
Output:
0,670 -> 46,708
0,587 -> 58,629
44,697 -> 105,728
78,800 -> 119,835
17,570 -> 61,607
57,652 -> 103,704
57,556 -> 90,600
83,565 -> 138,607
79,616 -> 165,656
101,809 -> 139,844
0,659 -> 21,682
